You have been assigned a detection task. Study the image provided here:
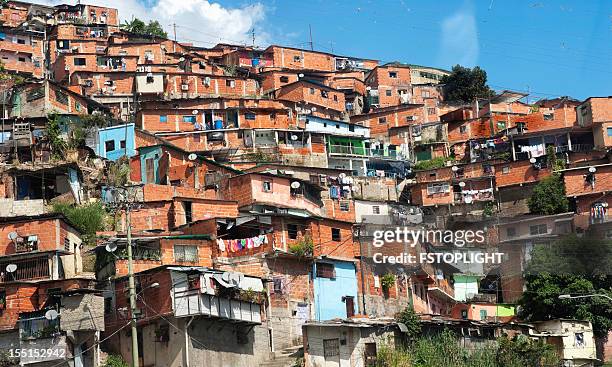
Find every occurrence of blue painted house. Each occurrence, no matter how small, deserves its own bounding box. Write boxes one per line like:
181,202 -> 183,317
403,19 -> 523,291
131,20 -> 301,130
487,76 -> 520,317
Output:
89,123 -> 136,161
313,260 -> 359,321
138,145 -> 166,184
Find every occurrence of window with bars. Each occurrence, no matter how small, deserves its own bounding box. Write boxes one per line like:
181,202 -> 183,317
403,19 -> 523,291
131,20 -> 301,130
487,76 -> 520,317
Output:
323,339 -> 340,358
529,224 -> 547,236
339,201 -> 350,212
55,90 -> 69,105
316,263 -> 335,278
427,183 -> 450,195
173,245 -> 198,262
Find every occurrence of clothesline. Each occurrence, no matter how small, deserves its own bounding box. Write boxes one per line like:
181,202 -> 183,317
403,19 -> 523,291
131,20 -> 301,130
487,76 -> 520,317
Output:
217,234 -> 268,253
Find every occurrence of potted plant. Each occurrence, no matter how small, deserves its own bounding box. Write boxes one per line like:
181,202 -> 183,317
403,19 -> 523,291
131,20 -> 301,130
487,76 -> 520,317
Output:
381,273 -> 396,297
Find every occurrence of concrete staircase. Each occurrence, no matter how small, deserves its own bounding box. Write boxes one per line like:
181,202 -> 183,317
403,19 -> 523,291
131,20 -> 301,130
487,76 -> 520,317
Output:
259,345 -> 303,367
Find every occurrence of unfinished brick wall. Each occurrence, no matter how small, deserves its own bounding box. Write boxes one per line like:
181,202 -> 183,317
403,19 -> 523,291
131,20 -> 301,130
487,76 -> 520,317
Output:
350,105 -> 424,136
277,81 -> 346,113
268,46 -> 335,71
494,160 -> 551,188
71,72 -> 135,96
312,220 -> 356,259
564,165 -> 612,197
0,218 -> 72,256
366,65 -> 412,108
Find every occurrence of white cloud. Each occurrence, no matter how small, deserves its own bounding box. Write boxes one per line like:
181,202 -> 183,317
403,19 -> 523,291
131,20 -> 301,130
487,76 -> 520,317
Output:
438,5 -> 479,67
39,0 -> 268,47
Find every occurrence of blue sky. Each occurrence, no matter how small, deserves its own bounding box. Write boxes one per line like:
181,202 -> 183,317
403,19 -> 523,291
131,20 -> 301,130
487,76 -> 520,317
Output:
55,0 -> 611,100
254,0 -> 612,101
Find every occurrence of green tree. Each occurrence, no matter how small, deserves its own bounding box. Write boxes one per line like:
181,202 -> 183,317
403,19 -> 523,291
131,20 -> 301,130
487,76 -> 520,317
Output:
121,18 -> 167,38
527,174 -> 569,215
440,65 -> 496,103
519,234 -> 612,337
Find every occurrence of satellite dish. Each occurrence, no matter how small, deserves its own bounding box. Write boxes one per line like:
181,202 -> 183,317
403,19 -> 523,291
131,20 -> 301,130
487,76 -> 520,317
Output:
290,181 -> 301,189
295,106 -> 302,112
8,232 -> 18,241
298,73 -> 304,78
339,173 -> 346,179
179,57 -> 185,62
5,264 -> 17,273
105,243 -> 118,253
366,86 -> 371,91
188,153 -> 198,161
290,134 -> 299,141
192,110 -> 199,114
44,310 -> 59,320
311,107 -> 317,112
465,196 -> 473,204
529,157 -> 537,164
458,181 -> 466,188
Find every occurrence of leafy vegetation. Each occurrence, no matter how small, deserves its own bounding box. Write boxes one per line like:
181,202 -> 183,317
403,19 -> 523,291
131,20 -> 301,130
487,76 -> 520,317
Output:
527,174 -> 569,215
483,201 -> 495,217
102,354 -> 129,367
376,330 -> 559,367
289,236 -> 314,257
546,145 -> 565,171
244,149 -> 276,163
381,273 -> 396,293
46,114 -> 67,160
52,202 -> 108,245
395,307 -> 421,340
413,157 -> 453,171
121,18 -> 168,38
520,234 -> 612,337
440,65 -> 496,103
0,60 -> 25,84
106,156 -> 131,187
0,351 -> 18,367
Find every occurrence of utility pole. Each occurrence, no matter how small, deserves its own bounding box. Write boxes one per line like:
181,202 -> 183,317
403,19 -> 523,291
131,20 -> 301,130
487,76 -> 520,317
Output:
251,28 -> 255,47
172,23 -> 177,53
126,207 -> 138,367
308,24 -> 314,51
354,224 -> 367,315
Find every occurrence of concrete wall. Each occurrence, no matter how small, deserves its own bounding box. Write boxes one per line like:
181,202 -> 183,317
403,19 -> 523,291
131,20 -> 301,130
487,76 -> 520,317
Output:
0,198 -> 45,217
60,294 -> 105,332
304,325 -> 396,367
118,316 -> 271,367
536,320 -> 597,362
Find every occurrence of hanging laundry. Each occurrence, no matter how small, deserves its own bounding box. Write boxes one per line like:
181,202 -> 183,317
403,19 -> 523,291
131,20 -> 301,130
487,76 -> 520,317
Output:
217,238 -> 225,251
330,185 -> 339,199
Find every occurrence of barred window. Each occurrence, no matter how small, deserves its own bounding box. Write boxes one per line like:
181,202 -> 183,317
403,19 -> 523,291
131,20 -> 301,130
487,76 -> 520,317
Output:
174,245 -> 198,262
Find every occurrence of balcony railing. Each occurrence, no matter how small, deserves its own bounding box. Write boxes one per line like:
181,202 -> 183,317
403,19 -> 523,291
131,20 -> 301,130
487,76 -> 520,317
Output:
20,315 -> 60,340
328,145 -> 399,158
328,144 -> 367,156
0,257 -> 50,283
173,287 -> 262,324
554,144 -> 593,154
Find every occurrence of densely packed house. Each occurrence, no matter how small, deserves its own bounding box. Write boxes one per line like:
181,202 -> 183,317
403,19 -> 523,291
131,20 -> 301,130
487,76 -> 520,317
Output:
0,2 -> 610,367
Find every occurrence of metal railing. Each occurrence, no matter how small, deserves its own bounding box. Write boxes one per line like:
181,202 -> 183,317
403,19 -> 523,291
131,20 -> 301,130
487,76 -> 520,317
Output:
20,315 -> 60,340
0,257 -> 50,283
554,144 -> 593,153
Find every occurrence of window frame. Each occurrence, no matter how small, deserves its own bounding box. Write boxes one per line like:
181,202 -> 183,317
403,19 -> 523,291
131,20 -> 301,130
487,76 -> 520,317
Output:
331,228 -> 341,242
